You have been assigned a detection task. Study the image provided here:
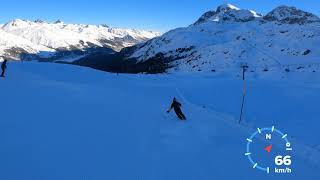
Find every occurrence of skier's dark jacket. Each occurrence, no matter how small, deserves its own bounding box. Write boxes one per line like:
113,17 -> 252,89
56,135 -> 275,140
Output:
167,98 -> 186,120
1,60 -> 7,70
170,100 -> 182,112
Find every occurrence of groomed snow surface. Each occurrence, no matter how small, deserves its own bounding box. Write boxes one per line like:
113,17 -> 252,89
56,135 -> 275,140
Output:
0,62 -> 319,179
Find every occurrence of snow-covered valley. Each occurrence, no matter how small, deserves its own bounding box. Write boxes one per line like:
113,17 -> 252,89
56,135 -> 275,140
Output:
0,62 -> 319,179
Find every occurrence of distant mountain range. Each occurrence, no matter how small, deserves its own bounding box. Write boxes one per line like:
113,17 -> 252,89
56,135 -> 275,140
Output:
75,4 -> 320,74
0,19 -> 160,61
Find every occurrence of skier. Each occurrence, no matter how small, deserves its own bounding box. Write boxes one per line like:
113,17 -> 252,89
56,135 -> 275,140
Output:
167,97 -> 186,120
1,59 -> 7,77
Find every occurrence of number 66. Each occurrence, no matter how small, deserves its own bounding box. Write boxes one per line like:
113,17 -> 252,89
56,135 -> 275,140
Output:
275,155 -> 291,166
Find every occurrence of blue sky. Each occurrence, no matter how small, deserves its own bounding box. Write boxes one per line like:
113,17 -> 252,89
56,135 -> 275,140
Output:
1,0 -> 319,32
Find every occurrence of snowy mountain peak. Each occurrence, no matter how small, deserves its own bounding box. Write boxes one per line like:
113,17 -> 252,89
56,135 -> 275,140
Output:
194,4 -> 262,25
114,4 -> 320,74
264,5 -> 320,24
4,19 -> 30,28
216,3 -> 241,11
100,24 -> 110,28
34,19 -> 46,23
218,4 -> 241,11
54,19 -> 64,24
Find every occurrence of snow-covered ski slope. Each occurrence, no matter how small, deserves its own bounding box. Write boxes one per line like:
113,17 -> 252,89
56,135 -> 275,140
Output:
0,62 -> 319,179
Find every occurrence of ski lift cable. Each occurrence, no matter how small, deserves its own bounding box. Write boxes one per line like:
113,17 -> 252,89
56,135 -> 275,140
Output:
242,24 -> 283,67
238,23 -> 319,124
241,37 -> 282,67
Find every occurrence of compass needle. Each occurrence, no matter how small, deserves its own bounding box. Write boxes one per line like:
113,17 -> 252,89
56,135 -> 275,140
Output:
265,144 -> 272,153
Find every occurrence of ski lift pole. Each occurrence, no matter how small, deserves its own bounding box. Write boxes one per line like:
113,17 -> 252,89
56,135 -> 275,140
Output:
239,80 -> 246,124
242,66 -> 245,80
239,64 -> 248,124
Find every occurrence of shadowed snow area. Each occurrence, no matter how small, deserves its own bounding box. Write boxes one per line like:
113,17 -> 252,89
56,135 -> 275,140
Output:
0,62 -> 319,179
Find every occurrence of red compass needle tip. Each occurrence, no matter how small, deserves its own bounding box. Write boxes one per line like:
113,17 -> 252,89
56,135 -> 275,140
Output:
265,144 -> 272,153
